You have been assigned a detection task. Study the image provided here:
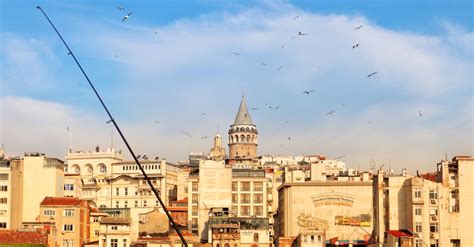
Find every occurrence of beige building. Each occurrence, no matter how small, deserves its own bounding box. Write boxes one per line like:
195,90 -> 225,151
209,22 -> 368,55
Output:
373,155 -> 474,247
0,157 -> 22,229
38,197 -> 90,247
276,181 -> 374,246
98,217 -> 131,247
22,153 -> 66,223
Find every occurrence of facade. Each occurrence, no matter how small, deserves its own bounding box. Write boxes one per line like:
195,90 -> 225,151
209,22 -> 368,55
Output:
0,157 -> 22,229
276,181 -> 374,246
22,153 -> 66,223
228,96 -> 258,163
38,197 -> 90,247
373,156 -> 474,247
99,217 -> 131,247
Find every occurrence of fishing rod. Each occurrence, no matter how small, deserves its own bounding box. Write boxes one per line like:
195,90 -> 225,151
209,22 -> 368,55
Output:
36,6 -> 188,246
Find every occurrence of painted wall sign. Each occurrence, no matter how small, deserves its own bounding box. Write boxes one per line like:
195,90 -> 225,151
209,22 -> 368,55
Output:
311,192 -> 356,207
335,214 -> 371,227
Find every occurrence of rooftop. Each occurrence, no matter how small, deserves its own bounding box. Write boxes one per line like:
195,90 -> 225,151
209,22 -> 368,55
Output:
40,197 -> 84,206
0,229 -> 48,245
233,95 -> 254,126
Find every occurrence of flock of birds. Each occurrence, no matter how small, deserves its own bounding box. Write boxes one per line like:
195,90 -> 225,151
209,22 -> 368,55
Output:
109,7 -> 425,152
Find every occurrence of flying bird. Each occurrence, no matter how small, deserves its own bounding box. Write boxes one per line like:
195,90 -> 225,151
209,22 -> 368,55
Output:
303,90 -> 314,95
355,25 -> 363,30
66,126 -> 70,131
122,12 -> 133,22
367,72 -> 378,78
201,112 -> 206,116
352,43 -> 360,49
136,155 -> 141,159
288,137 -> 291,141
275,106 -> 280,110
154,30 -> 159,34
201,136 -> 209,140
155,121 -> 160,124
298,32 -> 308,36
277,66 -> 283,71
418,110 -> 422,117
233,52 -> 239,55
283,120 -> 289,124
116,6 -> 125,11
251,107 -> 259,110
181,131 -> 192,138
294,15 -> 299,20
260,61 -> 266,66
265,104 -> 272,109
326,110 -> 335,115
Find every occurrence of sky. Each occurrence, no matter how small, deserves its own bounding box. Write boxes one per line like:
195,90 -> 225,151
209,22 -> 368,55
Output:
1,0 -> 473,172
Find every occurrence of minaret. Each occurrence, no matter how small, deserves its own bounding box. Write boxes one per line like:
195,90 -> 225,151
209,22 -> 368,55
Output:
228,95 -> 258,161
210,134 -> 226,161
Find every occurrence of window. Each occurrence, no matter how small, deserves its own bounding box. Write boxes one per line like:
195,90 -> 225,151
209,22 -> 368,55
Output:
415,239 -> 422,247
430,240 -> 439,247
241,182 -> 250,191
310,235 -> 315,242
241,194 -> 250,203
64,184 -> 74,191
254,206 -> 263,216
231,206 -> 238,215
415,207 -> 422,216
62,239 -> 74,247
192,182 -> 198,192
415,222 -> 422,233
414,188 -> 422,198
143,200 -> 147,207
123,239 -> 127,247
430,207 -> 438,215
429,190 -> 438,199
94,230 -> 99,236
192,206 -> 198,216
0,185 -> 8,192
241,206 -> 250,216
124,187 -> 128,196
253,194 -> 263,203
0,198 -> 7,204
232,182 -> 238,192
192,194 -> 198,203
0,174 -> 8,180
0,222 -> 6,228
156,200 -> 159,207
93,217 -> 99,222
225,244 -> 230,247
124,201 -> 128,208
64,209 -> 74,217
430,223 -> 438,233
135,200 -> 138,207
254,182 -> 263,191
254,233 -> 259,242
111,239 -> 118,247
111,225 -> 118,230
63,224 -> 74,232
116,188 -> 120,196
99,165 -> 106,173
43,209 -> 55,216
232,194 -> 238,203
184,187 -> 188,194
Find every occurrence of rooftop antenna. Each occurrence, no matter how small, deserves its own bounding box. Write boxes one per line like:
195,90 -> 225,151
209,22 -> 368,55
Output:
36,6 -> 188,246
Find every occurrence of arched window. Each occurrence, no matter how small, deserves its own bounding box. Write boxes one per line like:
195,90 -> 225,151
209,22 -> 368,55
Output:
246,135 -> 250,142
245,127 -> 249,131
235,135 -> 239,142
224,244 -> 230,247
98,164 -> 106,174
240,134 -> 245,142
85,164 -> 93,176
72,164 -> 80,174
216,244 -> 220,247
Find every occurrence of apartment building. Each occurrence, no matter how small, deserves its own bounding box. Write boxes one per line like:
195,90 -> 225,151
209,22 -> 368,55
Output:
38,197 -> 90,247
0,157 -> 22,229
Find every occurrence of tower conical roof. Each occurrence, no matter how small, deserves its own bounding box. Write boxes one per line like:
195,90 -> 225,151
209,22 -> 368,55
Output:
233,96 -> 254,125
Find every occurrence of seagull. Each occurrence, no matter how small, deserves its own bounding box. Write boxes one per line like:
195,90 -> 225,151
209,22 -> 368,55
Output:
233,52 -> 239,55
136,155 -> 141,159
367,72 -> 378,78
201,136 -> 209,140
303,90 -> 314,95
352,43 -> 360,49
281,44 -> 285,49
277,66 -> 283,71
154,29 -> 159,35
368,121 -> 372,124
298,32 -> 308,36
116,6 -> 125,11
251,107 -> 259,110
294,15 -> 299,20
326,110 -> 335,115
154,156 -> 160,160
260,61 -> 266,66
115,54 -> 119,58
181,131 -> 192,138
201,112 -> 206,116
265,104 -> 273,109
288,137 -> 291,141
283,120 -> 289,124
275,106 -> 280,110
66,126 -> 70,131
418,110 -> 422,117
155,121 -> 160,124
355,25 -> 363,30
122,12 -> 133,22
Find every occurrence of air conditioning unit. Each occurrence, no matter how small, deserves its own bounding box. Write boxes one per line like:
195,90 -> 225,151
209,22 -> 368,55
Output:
430,199 -> 437,204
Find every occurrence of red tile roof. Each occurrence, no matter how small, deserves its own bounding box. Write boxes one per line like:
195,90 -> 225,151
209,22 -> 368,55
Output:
174,197 -> 188,203
168,206 -> 187,212
0,229 -> 48,245
40,197 -> 83,206
387,230 -> 413,238
420,172 -> 437,182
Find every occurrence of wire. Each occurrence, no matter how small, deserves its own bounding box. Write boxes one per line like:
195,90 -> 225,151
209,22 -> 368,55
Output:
36,6 -> 188,246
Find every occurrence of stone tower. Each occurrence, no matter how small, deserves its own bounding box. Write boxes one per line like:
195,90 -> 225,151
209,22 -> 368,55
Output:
228,95 -> 258,161
210,134 -> 226,161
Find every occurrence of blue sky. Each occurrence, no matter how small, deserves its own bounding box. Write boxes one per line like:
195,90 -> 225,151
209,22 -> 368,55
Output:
1,0 -> 472,171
